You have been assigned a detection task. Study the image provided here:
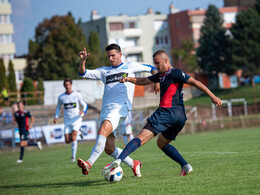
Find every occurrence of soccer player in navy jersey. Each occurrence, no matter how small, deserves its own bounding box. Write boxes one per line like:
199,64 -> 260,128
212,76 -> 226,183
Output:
13,101 -> 42,163
102,50 -> 222,177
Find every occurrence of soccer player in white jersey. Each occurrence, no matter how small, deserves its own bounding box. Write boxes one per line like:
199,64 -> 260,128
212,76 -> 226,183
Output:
77,43 -> 159,177
121,111 -> 134,146
54,78 -> 88,162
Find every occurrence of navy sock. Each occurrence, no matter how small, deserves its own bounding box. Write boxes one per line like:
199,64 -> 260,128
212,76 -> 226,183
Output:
19,147 -> 24,160
28,142 -> 37,146
162,144 -> 187,168
118,138 -> 141,161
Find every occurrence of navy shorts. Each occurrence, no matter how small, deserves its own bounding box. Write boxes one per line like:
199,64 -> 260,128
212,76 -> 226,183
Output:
146,106 -> 186,140
20,131 -> 30,141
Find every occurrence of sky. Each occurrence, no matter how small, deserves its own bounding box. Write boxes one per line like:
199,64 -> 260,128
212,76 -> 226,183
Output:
10,0 -> 224,56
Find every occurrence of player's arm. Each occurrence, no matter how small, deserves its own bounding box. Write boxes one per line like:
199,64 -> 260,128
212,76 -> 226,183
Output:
78,93 -> 88,117
120,77 -> 154,86
151,69 -> 160,94
29,116 -> 35,129
78,48 -> 90,74
54,97 -> 62,124
186,77 -> 222,107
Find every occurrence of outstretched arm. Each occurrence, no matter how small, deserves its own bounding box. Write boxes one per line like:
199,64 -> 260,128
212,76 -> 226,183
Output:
78,48 -> 90,74
120,77 -> 154,86
187,77 -> 222,107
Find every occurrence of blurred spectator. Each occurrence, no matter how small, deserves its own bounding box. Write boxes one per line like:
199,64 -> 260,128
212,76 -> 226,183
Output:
1,87 -> 10,106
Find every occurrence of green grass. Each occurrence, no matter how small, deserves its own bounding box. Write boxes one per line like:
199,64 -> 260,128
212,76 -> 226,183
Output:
0,126 -> 260,195
185,85 -> 260,106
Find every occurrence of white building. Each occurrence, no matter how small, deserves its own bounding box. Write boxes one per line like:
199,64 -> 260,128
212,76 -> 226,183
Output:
79,7 -> 173,68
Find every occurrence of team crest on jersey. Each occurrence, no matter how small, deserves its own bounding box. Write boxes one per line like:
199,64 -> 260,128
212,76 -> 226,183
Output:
122,65 -> 128,69
182,71 -> 185,78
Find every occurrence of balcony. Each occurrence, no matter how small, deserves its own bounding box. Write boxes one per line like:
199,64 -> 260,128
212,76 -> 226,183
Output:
124,45 -> 144,54
123,28 -> 142,37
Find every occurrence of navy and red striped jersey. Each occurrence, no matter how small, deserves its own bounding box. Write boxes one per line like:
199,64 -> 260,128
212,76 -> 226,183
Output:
14,110 -> 32,133
148,68 -> 190,108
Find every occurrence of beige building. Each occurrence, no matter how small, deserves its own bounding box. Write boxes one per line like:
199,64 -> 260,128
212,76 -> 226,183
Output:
0,0 -> 26,90
0,0 -> 15,60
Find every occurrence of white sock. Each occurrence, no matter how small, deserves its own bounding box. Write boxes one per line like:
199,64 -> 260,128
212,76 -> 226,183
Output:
123,136 -> 128,145
71,140 -> 77,159
88,135 -> 106,165
129,134 -> 134,141
110,147 -> 133,168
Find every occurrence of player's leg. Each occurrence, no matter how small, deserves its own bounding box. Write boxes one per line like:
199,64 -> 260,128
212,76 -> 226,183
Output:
158,133 -> 192,176
102,125 -> 154,176
17,139 -> 26,163
105,133 -> 141,176
77,120 -> 112,175
70,130 -> 78,162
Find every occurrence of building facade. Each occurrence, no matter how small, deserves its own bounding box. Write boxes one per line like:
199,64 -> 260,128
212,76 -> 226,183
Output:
79,8 -> 172,67
0,0 -> 15,60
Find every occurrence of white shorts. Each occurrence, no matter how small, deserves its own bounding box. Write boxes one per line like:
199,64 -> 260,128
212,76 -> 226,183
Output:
100,103 -> 129,131
124,124 -> 133,135
64,115 -> 82,134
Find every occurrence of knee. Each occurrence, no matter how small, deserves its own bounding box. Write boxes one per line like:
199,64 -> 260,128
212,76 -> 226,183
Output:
104,146 -> 114,155
157,139 -> 166,150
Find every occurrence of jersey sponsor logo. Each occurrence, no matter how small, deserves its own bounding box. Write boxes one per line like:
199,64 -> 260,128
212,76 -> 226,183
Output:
106,72 -> 128,84
64,102 -> 77,109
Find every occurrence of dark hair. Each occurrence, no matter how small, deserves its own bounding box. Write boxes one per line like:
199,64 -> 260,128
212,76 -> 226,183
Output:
105,43 -> 121,52
17,101 -> 24,106
153,50 -> 168,58
63,78 -> 72,86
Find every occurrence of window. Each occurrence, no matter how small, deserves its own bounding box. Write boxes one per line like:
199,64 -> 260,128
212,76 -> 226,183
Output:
109,22 -> 124,31
0,15 -> 10,24
155,36 -> 169,46
0,34 -> 12,44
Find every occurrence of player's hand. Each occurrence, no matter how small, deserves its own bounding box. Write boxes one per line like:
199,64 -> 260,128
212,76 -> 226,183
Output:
78,48 -> 90,61
212,97 -> 222,107
120,76 -> 128,83
154,83 -> 160,94
53,118 -> 57,124
79,111 -> 85,117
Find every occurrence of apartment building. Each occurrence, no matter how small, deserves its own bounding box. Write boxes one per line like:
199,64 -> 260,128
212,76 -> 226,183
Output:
79,7 -> 173,67
0,0 -> 26,89
0,0 -> 15,60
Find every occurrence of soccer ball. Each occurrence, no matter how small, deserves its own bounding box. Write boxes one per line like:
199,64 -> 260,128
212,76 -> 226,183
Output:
103,164 -> 123,182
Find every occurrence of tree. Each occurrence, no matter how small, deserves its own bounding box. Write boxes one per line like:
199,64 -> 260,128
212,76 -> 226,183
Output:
20,77 -> 36,105
230,0 -> 260,77
37,77 -> 44,104
7,60 -> 17,93
0,58 -> 8,90
197,5 -> 234,75
27,13 -> 87,80
172,40 -> 198,72
85,31 -> 109,69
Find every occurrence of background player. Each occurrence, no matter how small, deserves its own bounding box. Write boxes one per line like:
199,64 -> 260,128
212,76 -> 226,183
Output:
103,50 -> 222,177
121,111 -> 134,146
13,101 -> 42,163
54,78 -> 88,162
77,43 -> 159,177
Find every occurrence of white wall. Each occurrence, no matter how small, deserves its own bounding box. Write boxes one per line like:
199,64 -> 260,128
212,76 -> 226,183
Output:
44,79 -> 104,105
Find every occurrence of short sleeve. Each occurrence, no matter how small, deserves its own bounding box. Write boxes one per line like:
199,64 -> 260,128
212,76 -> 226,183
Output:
171,69 -> 190,83
148,73 -> 160,83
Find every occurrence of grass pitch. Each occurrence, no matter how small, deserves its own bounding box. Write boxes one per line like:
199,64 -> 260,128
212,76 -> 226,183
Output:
0,126 -> 259,195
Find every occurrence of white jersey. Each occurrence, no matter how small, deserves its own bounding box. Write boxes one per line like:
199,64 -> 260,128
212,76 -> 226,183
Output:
55,91 -> 88,119
80,61 -> 155,110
